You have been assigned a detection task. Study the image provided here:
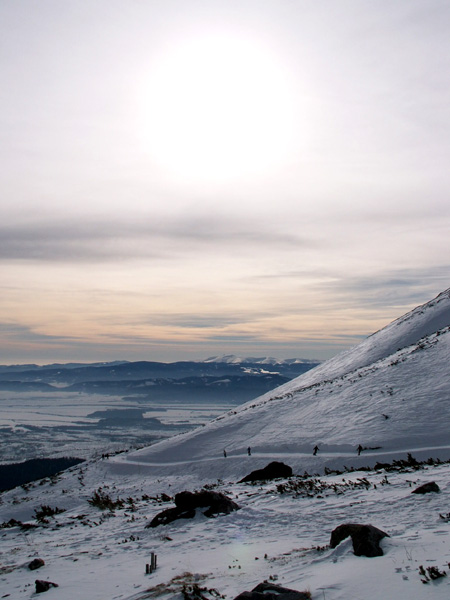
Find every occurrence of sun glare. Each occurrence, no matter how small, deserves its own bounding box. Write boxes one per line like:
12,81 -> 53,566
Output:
139,34 -> 297,184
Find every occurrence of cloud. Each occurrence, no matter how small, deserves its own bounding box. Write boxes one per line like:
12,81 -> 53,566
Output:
0,323 -> 81,364
248,265 -> 449,308
145,314 -> 255,330
315,268 -> 450,310
0,217 -> 308,263
0,322 -> 69,343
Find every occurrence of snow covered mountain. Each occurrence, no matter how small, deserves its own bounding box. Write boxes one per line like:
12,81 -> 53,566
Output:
1,288 -> 449,600
116,288 -> 450,476
203,355 -> 319,365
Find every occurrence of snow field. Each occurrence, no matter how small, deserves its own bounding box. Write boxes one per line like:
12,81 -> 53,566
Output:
1,456 -> 449,599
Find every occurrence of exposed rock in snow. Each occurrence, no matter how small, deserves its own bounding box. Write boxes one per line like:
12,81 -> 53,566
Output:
329,523 -> 389,557
411,481 -> 440,494
233,582 -> 311,600
147,489 -> 240,527
238,461 -> 293,483
28,558 -> 45,571
35,580 -> 59,593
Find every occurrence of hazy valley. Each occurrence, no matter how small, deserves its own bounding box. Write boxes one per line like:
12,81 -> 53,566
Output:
0,357 -> 318,464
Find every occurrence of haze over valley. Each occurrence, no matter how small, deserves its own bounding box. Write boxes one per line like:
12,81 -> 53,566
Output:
0,356 -> 318,464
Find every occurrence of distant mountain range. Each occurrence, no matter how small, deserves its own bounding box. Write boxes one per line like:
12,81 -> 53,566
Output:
204,355 -> 318,365
0,356 -> 320,404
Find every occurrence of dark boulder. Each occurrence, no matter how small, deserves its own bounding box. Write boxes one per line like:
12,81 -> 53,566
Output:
233,582 -> 311,600
147,489 -> 240,528
28,558 -> 45,570
175,490 -> 239,516
147,506 -> 196,528
35,580 -> 59,593
411,481 -> 440,494
238,461 -> 293,483
330,523 -> 389,557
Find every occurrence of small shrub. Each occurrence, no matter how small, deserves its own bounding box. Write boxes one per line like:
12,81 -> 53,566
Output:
33,505 -> 65,523
88,488 -> 124,511
419,565 -> 447,583
181,583 -> 224,599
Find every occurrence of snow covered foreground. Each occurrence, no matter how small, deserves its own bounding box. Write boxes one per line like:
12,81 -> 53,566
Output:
1,289 -> 449,599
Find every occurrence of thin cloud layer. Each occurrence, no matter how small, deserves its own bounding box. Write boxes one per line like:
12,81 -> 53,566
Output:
0,218 -> 308,262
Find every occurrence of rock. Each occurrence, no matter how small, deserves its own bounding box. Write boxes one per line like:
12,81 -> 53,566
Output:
182,583 -> 223,599
175,490 -> 240,516
233,582 -> 311,600
330,523 -> 389,557
147,506 -> 196,528
28,558 -> 45,570
238,461 -> 293,483
411,481 -> 440,494
35,580 -> 59,593
147,489 -> 240,527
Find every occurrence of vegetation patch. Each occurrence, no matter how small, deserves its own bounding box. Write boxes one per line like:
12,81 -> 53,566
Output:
275,475 -> 372,498
33,505 -> 66,523
0,518 -> 37,530
88,487 -> 125,511
419,564 -> 447,583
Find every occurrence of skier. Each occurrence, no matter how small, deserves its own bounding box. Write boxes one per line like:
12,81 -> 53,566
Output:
313,445 -> 319,456
247,447 -> 251,456
223,449 -> 227,458
357,444 -> 363,456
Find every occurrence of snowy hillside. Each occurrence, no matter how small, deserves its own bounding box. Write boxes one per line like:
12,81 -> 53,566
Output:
114,288 -> 450,477
0,289 -> 449,600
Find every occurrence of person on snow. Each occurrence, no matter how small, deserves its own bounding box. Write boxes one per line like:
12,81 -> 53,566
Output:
313,445 -> 319,456
357,444 -> 363,455
247,447 -> 251,456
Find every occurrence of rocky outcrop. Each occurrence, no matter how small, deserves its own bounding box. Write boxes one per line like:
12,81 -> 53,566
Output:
174,490 -> 239,517
28,558 -> 45,570
233,582 -> 311,600
35,580 -> 58,593
411,481 -> 440,494
238,461 -> 293,483
148,506 -> 196,527
330,523 -> 389,557
147,489 -> 240,528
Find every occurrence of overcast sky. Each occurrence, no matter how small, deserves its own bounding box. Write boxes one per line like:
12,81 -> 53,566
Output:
1,0 -> 449,364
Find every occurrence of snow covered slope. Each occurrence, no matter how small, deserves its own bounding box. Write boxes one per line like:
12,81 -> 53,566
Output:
114,288 -> 450,476
258,287 -> 450,394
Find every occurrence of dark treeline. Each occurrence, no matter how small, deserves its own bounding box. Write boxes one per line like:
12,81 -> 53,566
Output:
0,457 -> 84,492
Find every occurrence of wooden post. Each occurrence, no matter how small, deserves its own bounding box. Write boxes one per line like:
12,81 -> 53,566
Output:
146,554 -> 157,574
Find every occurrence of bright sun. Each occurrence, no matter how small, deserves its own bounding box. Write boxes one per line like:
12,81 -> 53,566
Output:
140,34 -> 297,184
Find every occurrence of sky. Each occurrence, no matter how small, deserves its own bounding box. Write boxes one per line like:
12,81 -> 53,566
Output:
0,0 -> 449,365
